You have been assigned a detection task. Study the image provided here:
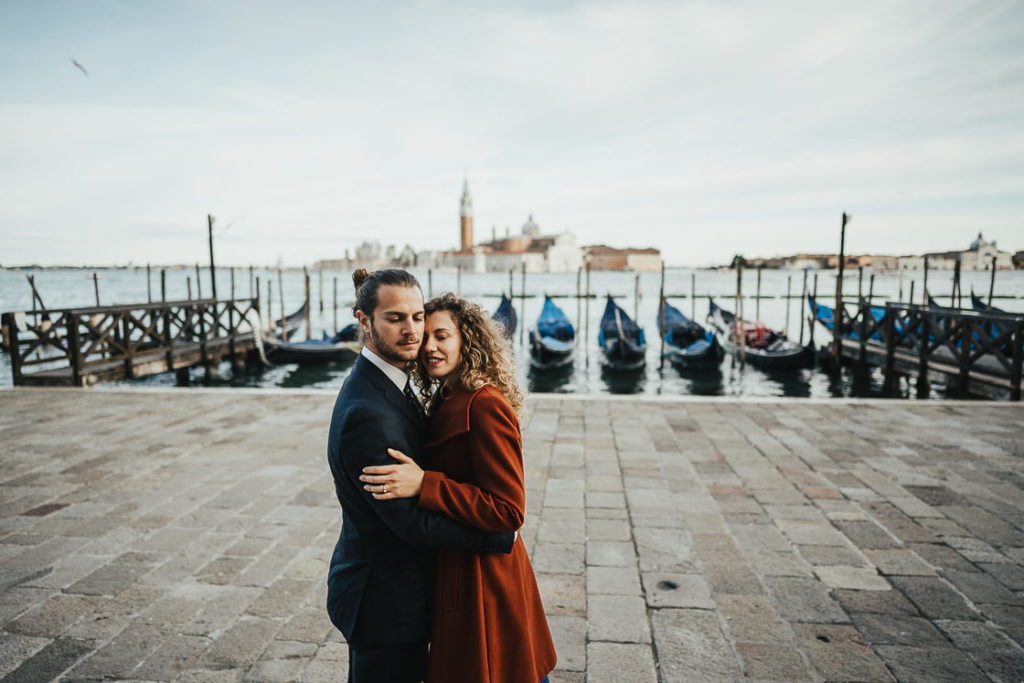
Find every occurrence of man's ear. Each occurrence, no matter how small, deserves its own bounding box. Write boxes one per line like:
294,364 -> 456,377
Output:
355,310 -> 371,333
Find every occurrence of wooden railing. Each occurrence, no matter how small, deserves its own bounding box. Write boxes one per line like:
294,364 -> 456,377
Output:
2,298 -> 260,386
818,300 -> 1023,400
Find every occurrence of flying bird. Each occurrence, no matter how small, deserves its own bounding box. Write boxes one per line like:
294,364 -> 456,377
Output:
70,59 -> 89,77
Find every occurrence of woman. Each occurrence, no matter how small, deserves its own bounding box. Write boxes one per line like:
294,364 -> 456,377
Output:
359,293 -> 556,683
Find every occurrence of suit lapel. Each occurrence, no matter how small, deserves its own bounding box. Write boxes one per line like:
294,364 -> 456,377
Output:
355,355 -> 425,430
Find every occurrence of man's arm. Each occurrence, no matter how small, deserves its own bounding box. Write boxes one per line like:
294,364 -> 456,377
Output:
418,391 -> 525,532
336,405 -> 514,553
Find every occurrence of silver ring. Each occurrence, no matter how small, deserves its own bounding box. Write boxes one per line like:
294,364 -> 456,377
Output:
382,486 -> 387,494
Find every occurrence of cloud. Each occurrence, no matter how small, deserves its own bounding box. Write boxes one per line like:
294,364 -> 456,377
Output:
0,0 -> 1022,266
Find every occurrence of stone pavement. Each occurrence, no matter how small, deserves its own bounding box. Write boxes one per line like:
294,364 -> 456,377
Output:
0,388 -> 1022,682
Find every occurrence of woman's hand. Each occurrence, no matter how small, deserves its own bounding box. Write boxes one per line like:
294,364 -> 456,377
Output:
360,449 -> 424,500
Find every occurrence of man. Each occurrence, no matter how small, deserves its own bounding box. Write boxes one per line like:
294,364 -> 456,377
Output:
326,268 -> 515,683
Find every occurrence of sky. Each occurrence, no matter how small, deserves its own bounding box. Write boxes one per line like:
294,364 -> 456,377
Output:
1,0 -> 1022,267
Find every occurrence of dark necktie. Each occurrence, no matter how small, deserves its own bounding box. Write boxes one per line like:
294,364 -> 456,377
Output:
403,378 -> 426,420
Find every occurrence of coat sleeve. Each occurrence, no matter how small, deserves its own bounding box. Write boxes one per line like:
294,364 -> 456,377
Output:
336,403 -> 515,553
418,391 -> 525,532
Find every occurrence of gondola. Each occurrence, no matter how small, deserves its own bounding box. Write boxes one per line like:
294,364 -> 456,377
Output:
334,322 -> 360,342
709,298 -> 812,369
598,296 -> 646,370
268,302 -> 308,340
971,292 -> 1016,356
808,295 -> 889,342
492,294 -> 517,340
529,296 -> 575,369
265,335 -> 360,365
971,293 -> 1005,314
657,298 -> 720,370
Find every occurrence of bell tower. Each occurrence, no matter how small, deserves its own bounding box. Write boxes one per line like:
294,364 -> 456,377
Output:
459,177 -> 474,252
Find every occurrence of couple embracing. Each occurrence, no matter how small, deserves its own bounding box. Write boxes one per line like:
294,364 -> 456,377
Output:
325,268 -> 556,683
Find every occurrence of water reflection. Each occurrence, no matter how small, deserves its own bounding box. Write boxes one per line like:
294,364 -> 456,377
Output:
659,364 -> 725,396
279,359 -> 354,388
601,365 -> 646,394
528,362 -> 575,394
759,366 -> 813,398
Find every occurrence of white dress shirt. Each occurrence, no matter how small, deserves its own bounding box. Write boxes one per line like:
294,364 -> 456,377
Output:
360,345 -> 410,393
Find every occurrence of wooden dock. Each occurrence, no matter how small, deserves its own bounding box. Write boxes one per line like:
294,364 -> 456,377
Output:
816,301 -> 1023,400
1,298 -> 261,386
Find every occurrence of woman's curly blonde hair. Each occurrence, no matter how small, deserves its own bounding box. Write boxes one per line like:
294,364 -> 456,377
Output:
419,292 -> 525,416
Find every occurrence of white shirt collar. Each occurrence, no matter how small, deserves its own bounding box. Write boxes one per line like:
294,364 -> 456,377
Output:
361,345 -> 409,393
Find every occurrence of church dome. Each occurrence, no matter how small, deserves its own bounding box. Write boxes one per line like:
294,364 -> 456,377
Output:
522,214 -> 540,236
969,232 -> 990,251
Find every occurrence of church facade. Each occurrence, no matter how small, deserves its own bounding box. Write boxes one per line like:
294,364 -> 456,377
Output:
421,180 -> 584,273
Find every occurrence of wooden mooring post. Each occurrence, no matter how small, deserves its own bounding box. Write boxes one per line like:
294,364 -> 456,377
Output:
519,263 -> 527,348
658,263 -> 666,370
784,274 -> 792,337
585,263 -> 591,367
277,268 -> 285,336
691,272 -> 696,320
798,269 -> 808,345
318,268 -> 324,314
733,265 -> 746,368
808,272 -> 818,351
207,215 -> 218,299
304,268 -> 312,341
832,212 -> 849,371
633,274 -> 641,321
988,256 -> 997,306
266,280 -> 273,333
952,258 -> 962,309
575,266 -> 582,349
755,268 -> 762,321
916,306 -> 931,398
922,256 -> 930,305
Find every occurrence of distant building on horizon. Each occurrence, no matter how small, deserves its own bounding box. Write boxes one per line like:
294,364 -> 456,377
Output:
418,179 -> 659,274
584,245 -> 662,272
459,178 -> 474,253
423,183 -> 584,273
908,232 -> 1015,271
736,232 -> 1017,271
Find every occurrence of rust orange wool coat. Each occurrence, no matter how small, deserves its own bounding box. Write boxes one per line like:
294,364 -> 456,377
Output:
418,385 -> 556,683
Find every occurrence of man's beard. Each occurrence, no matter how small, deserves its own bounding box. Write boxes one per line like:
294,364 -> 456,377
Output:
367,325 -> 419,365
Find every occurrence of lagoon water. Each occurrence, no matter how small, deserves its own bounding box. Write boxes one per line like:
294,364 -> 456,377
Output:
2,266 -> 1022,398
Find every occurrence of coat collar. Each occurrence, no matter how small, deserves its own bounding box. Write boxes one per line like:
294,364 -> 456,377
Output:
424,385 -> 491,447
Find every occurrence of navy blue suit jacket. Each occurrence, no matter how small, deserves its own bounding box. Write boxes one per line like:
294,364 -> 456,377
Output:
326,355 -> 515,646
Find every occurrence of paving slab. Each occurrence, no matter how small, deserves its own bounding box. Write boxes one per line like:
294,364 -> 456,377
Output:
650,608 -> 742,682
1,389 -> 1023,680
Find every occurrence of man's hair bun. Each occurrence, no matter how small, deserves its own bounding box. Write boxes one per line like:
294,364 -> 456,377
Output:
352,268 -> 371,290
